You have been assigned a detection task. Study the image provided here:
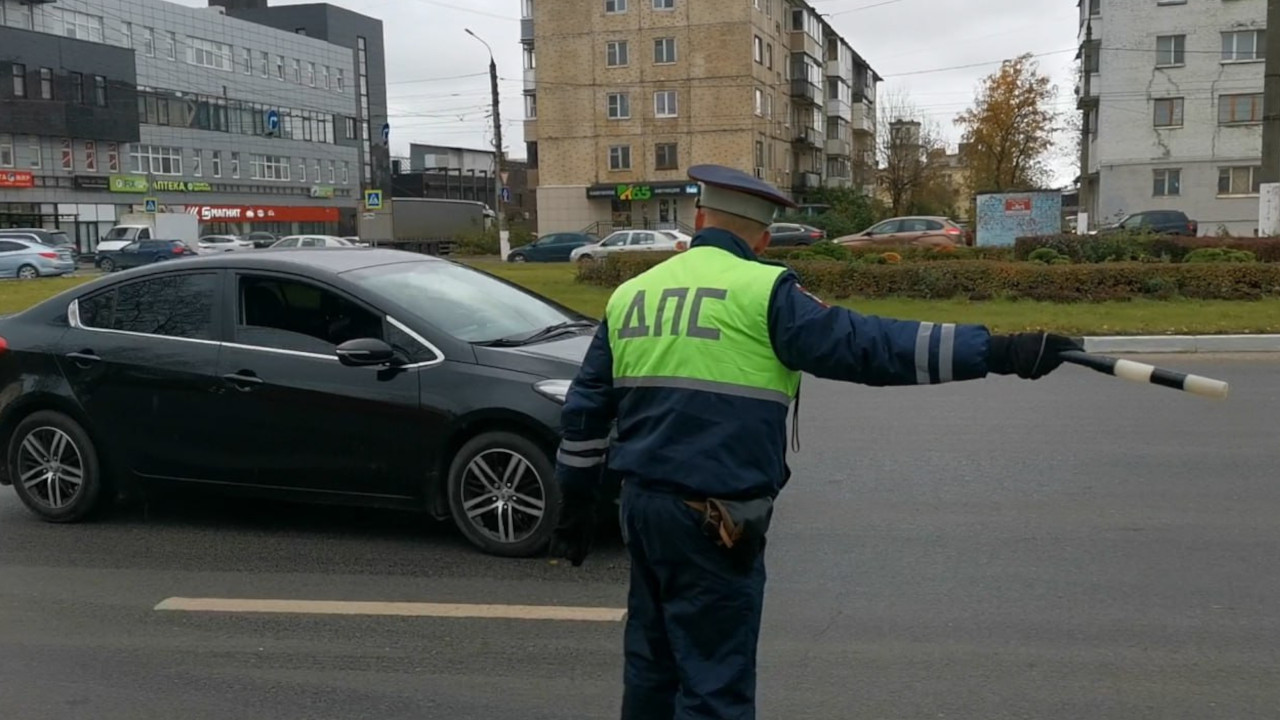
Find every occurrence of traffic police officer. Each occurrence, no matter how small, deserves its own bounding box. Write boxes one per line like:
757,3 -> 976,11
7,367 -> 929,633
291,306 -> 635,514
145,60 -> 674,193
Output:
549,164 -> 1082,720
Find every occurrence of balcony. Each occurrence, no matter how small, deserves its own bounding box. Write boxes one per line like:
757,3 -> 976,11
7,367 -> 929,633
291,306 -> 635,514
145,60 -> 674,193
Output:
521,18 -> 534,42
794,171 -> 822,190
524,66 -> 536,91
790,78 -> 820,105
826,137 -> 850,157
826,96 -> 852,120
851,107 -> 874,135
793,126 -> 821,147
1075,72 -> 1099,109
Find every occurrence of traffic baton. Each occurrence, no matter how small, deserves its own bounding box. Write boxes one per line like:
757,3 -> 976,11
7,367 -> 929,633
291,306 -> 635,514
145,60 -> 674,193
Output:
1060,350 -> 1229,400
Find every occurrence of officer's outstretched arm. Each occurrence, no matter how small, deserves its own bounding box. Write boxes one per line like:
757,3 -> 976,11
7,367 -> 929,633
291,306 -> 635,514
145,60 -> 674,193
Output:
767,274 -> 992,386
555,322 -> 618,497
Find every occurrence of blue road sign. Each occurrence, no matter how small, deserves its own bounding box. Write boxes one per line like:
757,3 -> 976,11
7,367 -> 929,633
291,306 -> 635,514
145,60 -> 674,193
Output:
143,197 -> 158,213
266,109 -> 280,134
364,190 -> 384,210
500,187 -> 511,203
381,122 -> 390,145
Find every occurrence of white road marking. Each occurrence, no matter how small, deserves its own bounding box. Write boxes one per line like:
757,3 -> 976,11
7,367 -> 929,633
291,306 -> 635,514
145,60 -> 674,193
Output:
154,597 -> 627,623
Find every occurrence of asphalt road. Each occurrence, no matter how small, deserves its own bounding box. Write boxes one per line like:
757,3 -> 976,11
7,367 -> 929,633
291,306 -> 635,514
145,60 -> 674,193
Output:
2,354 -> 1278,719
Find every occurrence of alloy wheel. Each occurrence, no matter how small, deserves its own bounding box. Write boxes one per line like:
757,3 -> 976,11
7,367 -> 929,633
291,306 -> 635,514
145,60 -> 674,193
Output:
459,449 -> 547,545
17,265 -> 37,280
15,427 -> 85,510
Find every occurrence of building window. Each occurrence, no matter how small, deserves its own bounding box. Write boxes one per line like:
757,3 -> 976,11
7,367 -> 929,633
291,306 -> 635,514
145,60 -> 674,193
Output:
654,38 -> 677,64
230,152 -> 240,178
523,0 -> 535,17
607,92 -> 631,119
27,136 -> 40,169
122,23 -> 132,49
766,43 -> 773,70
307,62 -> 316,87
1153,97 -> 1183,127
655,143 -> 678,170
71,72 -> 84,104
0,135 -> 13,168
1220,93 -> 1263,124
1219,165 -> 1261,196
292,58 -> 302,83
1153,169 -> 1180,196
754,35 -> 763,64
609,145 -> 631,170
654,90 -> 677,117
191,149 -> 202,177
297,160 -> 306,182
94,76 -> 107,107
328,160 -> 335,183
165,32 -> 177,61
141,27 -> 155,57
56,8 -> 104,42
605,0 -> 627,13
39,68 -> 52,100
130,145 -> 183,176
524,92 -> 537,118
11,64 -> 25,98
59,139 -> 73,171
754,87 -> 764,116
654,0 -> 674,8
341,162 -> 350,184
1222,30 -> 1264,62
260,51 -> 270,77
276,55 -> 286,80
250,154 -> 291,181
107,143 -> 119,173
311,161 -> 320,182
83,141 -> 97,172
607,41 -> 629,66
337,68 -> 346,92
240,48 -> 252,74
1156,35 -> 1185,67
188,37 -> 233,71
345,117 -> 358,139
322,66 -> 331,90
210,150 -> 222,178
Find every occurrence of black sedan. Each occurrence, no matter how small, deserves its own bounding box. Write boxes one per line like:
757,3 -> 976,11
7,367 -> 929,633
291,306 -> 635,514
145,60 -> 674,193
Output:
97,240 -> 197,272
0,248 -> 602,557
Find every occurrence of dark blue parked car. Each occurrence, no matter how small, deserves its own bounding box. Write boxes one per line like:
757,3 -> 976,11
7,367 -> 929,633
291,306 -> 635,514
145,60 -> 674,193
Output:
506,233 -> 598,263
97,240 -> 197,272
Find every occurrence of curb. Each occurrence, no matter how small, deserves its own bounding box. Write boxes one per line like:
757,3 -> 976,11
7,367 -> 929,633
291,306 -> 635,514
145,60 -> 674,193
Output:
1082,335 -> 1280,354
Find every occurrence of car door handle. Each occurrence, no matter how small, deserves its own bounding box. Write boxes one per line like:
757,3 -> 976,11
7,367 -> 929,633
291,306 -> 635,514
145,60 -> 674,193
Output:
66,350 -> 101,366
222,372 -> 264,391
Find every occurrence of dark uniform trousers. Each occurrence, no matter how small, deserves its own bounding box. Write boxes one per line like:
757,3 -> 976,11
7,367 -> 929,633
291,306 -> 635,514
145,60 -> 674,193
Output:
619,481 -> 767,720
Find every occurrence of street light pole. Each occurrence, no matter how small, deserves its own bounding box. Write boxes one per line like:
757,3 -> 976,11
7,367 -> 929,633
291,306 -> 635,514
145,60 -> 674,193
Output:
466,28 -> 508,259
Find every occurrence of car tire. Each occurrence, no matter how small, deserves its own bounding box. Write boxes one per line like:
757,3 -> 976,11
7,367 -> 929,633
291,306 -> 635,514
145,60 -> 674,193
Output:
16,264 -> 38,280
509,253 -> 527,263
98,258 -> 116,273
446,431 -> 560,558
577,254 -> 594,263
8,410 -> 104,524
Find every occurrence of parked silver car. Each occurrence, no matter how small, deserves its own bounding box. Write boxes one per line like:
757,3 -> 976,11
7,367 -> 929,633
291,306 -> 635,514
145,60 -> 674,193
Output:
569,229 -> 690,262
270,235 -> 355,249
0,237 -> 77,279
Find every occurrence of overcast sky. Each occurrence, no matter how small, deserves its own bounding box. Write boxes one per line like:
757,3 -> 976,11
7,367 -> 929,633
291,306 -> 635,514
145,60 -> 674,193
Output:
172,0 -> 1082,187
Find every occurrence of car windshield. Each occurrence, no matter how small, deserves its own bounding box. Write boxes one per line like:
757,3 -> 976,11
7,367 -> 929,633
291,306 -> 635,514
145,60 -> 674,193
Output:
344,261 -> 581,343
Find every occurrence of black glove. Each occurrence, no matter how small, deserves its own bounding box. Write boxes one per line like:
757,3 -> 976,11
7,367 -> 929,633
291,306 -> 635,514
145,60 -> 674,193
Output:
988,332 -> 1083,380
548,489 -> 597,566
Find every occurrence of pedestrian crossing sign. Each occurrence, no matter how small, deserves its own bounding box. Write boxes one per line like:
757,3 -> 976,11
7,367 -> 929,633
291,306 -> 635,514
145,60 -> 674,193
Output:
364,190 -> 383,210
143,197 -> 158,213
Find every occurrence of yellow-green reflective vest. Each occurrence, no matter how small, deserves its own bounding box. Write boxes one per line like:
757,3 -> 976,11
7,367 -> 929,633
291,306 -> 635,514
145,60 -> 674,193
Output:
604,246 -> 801,407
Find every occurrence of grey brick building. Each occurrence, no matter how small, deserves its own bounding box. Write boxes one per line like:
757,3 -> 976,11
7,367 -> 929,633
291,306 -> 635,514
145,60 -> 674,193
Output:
0,0 -> 385,248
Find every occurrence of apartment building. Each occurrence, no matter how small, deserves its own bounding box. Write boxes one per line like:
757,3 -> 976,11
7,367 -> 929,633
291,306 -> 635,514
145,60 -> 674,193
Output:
0,0 -> 380,245
522,0 -> 880,235
1077,0 -> 1266,235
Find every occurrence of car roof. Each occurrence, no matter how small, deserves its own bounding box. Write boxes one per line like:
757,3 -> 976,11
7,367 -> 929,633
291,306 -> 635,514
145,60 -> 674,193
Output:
140,248 -> 440,275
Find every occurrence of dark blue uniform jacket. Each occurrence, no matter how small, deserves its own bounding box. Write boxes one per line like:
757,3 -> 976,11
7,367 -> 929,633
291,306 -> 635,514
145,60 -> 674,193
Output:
555,228 -> 994,501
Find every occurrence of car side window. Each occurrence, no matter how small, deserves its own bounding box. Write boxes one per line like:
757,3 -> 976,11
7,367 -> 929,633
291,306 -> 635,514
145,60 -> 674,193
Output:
138,229 -> 151,240
630,232 -> 656,246
868,220 -> 899,234
276,238 -> 299,248
925,220 -> 944,231
78,273 -> 218,340
602,233 -> 628,247
0,240 -> 26,253
236,275 -> 385,356
121,242 -> 140,253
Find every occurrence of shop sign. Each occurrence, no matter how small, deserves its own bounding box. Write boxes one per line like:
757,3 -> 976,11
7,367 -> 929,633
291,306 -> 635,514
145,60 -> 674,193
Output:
310,185 -> 336,199
153,180 -> 213,192
0,170 -> 35,189
185,205 -> 341,223
1003,197 -> 1033,215
586,182 -> 702,200
75,175 -> 111,191
109,174 -> 150,193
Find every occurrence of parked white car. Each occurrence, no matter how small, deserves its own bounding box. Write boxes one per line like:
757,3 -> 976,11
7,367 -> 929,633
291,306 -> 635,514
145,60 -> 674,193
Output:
196,235 -> 254,254
569,229 -> 690,262
269,235 -> 356,249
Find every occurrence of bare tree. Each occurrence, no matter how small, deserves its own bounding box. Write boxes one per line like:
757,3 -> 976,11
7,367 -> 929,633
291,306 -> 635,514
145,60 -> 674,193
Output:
877,89 -> 948,216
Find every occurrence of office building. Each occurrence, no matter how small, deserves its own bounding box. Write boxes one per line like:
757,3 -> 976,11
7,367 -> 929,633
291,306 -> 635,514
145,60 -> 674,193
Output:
0,0 -> 377,249
522,0 -> 880,235
1077,0 -> 1265,235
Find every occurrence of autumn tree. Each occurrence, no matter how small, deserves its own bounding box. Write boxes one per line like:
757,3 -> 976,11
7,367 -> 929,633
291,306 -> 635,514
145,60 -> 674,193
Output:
877,90 -> 949,216
954,53 -> 1059,194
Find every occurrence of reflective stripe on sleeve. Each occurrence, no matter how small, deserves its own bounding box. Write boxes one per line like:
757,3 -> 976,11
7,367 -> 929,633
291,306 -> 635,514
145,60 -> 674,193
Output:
937,323 -> 956,383
557,451 -> 606,469
613,376 -> 791,406
915,322 -> 935,385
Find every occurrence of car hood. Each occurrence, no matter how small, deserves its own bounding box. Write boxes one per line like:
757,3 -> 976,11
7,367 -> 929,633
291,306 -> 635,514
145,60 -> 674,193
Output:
471,332 -> 593,379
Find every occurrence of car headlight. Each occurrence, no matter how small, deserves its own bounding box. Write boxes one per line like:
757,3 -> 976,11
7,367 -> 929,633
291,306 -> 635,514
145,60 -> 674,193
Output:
534,379 -> 572,404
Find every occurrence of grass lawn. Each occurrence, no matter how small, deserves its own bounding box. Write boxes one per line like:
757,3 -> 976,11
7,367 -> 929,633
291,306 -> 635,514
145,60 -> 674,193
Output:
3,261 -> 1280,336
469,260 -> 1280,335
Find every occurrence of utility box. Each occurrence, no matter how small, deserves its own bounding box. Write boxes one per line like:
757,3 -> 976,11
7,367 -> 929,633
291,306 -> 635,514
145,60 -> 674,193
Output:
1259,183 -> 1280,236
974,191 -> 1064,246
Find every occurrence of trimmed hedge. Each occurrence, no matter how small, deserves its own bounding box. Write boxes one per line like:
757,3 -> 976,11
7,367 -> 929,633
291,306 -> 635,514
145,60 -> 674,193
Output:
1014,234 -> 1280,263
763,243 -> 1015,263
577,253 -> 1280,302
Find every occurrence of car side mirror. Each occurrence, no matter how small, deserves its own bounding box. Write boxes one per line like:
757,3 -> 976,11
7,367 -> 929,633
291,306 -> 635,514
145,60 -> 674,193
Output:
336,338 -> 401,367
